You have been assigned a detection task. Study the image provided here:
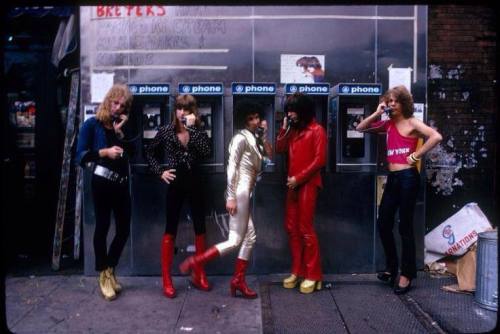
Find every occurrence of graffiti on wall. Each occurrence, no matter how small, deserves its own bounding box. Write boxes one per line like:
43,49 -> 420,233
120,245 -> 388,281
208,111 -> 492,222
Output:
426,64 -> 488,195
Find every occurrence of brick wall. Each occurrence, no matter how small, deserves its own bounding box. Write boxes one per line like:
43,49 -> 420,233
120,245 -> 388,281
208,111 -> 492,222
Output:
426,5 -> 497,230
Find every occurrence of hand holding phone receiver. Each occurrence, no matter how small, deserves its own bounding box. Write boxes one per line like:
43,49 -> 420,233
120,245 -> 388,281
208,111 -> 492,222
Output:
286,115 -> 298,128
256,127 -> 265,137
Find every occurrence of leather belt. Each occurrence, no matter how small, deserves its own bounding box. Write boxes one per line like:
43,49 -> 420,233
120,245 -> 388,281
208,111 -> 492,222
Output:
94,165 -> 127,184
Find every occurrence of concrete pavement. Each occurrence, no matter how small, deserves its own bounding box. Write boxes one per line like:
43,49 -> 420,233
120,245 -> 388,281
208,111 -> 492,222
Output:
5,272 -> 497,333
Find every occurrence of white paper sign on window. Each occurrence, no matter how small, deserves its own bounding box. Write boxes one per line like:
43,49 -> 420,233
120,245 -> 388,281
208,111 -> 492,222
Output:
388,65 -> 412,93
91,72 -> 115,103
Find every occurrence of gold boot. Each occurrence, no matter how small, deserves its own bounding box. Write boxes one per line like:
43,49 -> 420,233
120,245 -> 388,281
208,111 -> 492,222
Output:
98,270 -> 116,301
283,274 -> 300,289
299,279 -> 322,294
106,267 -> 122,293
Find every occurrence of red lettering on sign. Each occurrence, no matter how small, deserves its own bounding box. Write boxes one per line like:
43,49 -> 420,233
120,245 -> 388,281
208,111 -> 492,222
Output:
95,6 -> 167,18
97,6 -> 105,17
156,6 -> 166,16
445,230 -> 481,256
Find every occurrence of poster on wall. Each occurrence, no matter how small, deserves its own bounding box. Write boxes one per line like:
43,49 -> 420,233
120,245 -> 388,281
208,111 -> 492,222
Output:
413,103 -> 424,121
280,54 -> 325,83
13,100 -> 36,128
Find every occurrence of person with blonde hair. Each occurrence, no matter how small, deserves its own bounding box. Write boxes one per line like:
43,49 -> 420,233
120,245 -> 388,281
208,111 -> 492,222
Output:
76,84 -> 134,301
146,94 -> 211,298
356,85 -> 442,294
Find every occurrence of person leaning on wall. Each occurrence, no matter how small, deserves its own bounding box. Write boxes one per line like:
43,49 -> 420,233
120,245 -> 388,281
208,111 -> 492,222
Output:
145,94 -> 211,299
276,92 -> 327,294
179,99 -> 272,299
75,84 -> 134,301
356,85 -> 442,294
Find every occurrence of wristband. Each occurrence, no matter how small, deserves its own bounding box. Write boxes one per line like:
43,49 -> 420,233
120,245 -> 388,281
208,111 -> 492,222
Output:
410,153 -> 420,162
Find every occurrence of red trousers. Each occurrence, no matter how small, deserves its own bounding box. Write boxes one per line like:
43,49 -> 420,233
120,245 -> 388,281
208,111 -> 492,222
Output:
284,182 -> 322,281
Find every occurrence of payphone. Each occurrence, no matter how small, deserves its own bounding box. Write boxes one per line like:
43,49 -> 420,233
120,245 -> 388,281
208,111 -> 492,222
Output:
284,83 -> 331,169
284,83 -> 330,127
231,83 -> 277,172
127,83 -> 170,166
178,83 -> 225,173
331,83 -> 382,173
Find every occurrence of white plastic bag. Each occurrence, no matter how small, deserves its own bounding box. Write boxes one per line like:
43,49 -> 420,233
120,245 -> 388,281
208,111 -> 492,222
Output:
424,203 -> 492,264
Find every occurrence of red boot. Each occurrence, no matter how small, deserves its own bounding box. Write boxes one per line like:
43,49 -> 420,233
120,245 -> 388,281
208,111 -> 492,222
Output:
179,246 -> 219,276
161,234 -> 176,298
230,258 -> 257,299
192,234 -> 211,291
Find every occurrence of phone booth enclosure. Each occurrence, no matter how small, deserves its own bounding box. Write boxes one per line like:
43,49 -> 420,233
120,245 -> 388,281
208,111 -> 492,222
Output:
128,95 -> 169,165
79,5 -> 428,276
196,95 -> 225,173
172,90 -> 229,275
331,91 -> 381,173
232,95 -> 276,172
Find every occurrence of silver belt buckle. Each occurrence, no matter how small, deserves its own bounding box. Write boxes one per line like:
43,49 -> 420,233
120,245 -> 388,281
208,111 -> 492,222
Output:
95,165 -> 122,183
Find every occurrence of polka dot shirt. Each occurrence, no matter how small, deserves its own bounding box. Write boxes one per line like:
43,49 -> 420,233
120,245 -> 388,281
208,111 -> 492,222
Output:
145,123 -> 211,175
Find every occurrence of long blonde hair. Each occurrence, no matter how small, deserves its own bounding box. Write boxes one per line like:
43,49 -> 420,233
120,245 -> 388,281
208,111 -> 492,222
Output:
95,84 -> 133,126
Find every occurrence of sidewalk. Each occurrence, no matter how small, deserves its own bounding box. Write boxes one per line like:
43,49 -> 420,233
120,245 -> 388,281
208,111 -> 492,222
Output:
6,272 -> 497,333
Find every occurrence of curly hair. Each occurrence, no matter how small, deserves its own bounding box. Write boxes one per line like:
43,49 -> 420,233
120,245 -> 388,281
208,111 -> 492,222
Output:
95,84 -> 133,125
381,85 -> 414,118
234,99 -> 263,130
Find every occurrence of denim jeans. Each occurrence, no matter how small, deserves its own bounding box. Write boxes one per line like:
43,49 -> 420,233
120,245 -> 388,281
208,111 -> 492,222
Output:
377,168 -> 420,279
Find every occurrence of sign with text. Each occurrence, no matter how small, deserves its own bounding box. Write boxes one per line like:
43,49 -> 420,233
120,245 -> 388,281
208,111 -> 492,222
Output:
179,83 -> 224,95
232,83 -> 276,95
94,6 -> 167,18
128,84 -> 170,95
284,83 -> 330,95
334,83 -> 382,96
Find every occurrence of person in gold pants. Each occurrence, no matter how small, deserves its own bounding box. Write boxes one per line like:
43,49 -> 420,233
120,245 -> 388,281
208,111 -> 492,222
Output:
179,99 -> 271,298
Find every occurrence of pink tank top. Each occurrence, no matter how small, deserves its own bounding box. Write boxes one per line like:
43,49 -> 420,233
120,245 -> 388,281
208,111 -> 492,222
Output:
371,120 -> 418,164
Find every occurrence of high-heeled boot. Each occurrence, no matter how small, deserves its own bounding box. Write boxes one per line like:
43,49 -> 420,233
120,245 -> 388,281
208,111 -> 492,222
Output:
230,258 -> 257,299
192,234 -> 211,291
179,246 -> 219,275
161,234 -> 176,298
